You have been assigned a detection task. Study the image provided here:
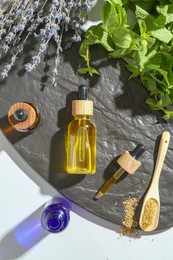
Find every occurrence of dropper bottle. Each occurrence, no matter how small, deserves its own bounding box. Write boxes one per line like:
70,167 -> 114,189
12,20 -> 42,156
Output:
41,198 -> 70,233
66,85 -> 96,174
94,144 -> 145,200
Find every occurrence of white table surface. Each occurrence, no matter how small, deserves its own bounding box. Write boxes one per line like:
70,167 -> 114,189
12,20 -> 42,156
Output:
0,130 -> 173,260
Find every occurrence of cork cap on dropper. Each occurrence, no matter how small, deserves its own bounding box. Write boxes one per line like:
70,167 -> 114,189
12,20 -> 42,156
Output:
72,85 -> 93,116
117,144 -> 145,174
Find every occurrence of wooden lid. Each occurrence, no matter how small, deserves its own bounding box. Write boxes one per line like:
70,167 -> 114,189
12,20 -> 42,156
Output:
72,100 -> 93,115
117,150 -> 141,174
8,102 -> 37,131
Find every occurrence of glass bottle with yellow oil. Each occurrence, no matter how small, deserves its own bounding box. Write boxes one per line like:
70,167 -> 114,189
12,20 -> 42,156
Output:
66,85 -> 96,174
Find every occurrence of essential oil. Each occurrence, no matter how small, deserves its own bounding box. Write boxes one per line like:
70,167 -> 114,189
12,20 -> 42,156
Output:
66,85 -> 96,174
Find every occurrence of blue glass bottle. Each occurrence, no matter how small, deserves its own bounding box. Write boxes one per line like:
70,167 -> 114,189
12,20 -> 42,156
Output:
41,198 -> 70,233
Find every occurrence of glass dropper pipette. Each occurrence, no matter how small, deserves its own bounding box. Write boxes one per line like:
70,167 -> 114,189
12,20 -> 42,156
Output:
94,144 -> 145,200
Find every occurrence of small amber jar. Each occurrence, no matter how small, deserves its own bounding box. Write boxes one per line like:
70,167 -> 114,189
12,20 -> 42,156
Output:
8,102 -> 40,132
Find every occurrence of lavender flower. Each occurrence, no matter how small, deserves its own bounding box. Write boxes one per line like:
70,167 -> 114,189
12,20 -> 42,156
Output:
2,44 -> 9,53
32,55 -> 41,64
1,70 -> 8,79
40,29 -> 46,37
5,19 -> 13,27
71,34 -> 81,42
11,55 -> 17,64
26,8 -> 34,16
1,54 -> 17,78
39,43 -> 47,53
52,0 -> 60,4
20,17 -> 27,24
12,26 -> 19,34
18,24 -> 25,31
5,32 -> 15,44
17,44 -> 24,53
68,1 -> 74,9
32,1 -> 39,9
1,64 -> 11,78
53,68 -> 58,76
25,63 -> 33,72
0,0 -> 93,83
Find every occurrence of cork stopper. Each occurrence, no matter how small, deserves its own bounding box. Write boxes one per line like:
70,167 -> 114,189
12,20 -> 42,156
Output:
117,145 -> 145,174
8,102 -> 40,132
72,100 -> 93,115
72,85 -> 93,116
117,151 -> 141,174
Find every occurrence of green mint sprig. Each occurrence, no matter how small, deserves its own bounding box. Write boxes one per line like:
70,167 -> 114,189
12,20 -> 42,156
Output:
78,0 -> 173,120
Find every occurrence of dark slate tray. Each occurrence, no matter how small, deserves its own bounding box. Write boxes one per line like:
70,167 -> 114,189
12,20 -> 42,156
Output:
0,35 -> 173,231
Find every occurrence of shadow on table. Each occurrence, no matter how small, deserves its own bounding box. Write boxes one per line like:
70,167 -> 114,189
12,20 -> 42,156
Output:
0,199 -> 168,260
0,205 -> 48,260
0,115 -> 31,144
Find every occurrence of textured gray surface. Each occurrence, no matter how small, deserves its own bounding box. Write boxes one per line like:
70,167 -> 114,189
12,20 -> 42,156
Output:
0,36 -> 173,230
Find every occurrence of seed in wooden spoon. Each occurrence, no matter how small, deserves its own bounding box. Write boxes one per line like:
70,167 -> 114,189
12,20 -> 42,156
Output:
141,198 -> 158,230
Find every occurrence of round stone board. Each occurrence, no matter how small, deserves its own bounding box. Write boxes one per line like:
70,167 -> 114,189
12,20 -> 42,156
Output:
0,35 -> 173,231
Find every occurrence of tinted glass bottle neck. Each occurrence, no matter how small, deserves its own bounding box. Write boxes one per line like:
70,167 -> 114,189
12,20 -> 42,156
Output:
74,115 -> 91,120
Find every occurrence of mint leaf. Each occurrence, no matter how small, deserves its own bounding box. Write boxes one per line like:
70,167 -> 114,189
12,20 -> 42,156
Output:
79,39 -> 90,62
145,97 -> 161,110
154,14 -> 166,27
101,0 -> 127,29
109,48 -> 129,58
141,73 -> 158,94
109,27 -> 132,48
160,93 -> 172,107
125,63 -> 140,78
157,68 -> 169,85
131,1 -> 156,12
143,52 -> 162,70
145,93 -> 172,111
77,66 -> 99,76
78,0 -> 173,119
157,4 -> 173,24
162,110 -> 173,120
135,5 -> 150,20
151,27 -> 173,43
137,19 -> 147,37
85,25 -> 115,52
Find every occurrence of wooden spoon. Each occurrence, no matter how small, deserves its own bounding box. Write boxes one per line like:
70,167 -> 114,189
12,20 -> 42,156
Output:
139,131 -> 170,231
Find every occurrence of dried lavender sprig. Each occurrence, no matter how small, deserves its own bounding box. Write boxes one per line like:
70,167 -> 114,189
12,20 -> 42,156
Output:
25,38 -> 51,72
12,0 -> 43,46
1,7 -> 44,77
50,0 -> 93,85
52,26 -> 64,87
0,1 -> 29,49
25,0 -> 62,73
0,0 -> 94,82
3,0 -> 42,49
0,0 -> 20,40
1,52 -> 17,79
0,0 -> 43,61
